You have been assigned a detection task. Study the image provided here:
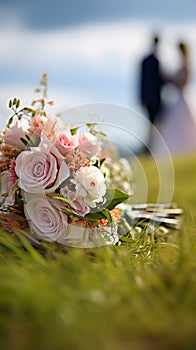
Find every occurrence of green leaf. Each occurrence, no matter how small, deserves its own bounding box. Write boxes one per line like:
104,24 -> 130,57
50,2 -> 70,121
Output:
96,130 -> 107,137
20,138 -> 29,146
59,207 -> 77,216
16,99 -> 20,108
84,209 -> 111,222
86,122 -> 97,129
104,188 -> 130,210
101,209 -> 112,223
120,236 -> 134,243
13,97 -> 17,105
51,194 -> 73,207
25,134 -> 35,146
7,115 -> 14,128
92,158 -> 105,168
70,127 -> 78,136
22,107 -> 36,114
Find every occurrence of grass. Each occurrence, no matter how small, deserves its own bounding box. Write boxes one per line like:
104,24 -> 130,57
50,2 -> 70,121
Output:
0,154 -> 196,350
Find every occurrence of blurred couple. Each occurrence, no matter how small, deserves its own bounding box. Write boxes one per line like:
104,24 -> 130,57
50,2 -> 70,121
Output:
140,35 -> 196,155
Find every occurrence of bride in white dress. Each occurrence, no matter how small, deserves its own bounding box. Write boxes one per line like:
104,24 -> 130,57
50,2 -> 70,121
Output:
151,41 -> 196,156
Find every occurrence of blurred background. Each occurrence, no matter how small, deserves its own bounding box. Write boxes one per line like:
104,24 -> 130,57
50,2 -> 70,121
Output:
0,0 -> 196,142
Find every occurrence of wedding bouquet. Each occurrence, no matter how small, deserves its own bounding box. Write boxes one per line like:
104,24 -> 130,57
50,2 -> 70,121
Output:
0,74 -> 182,250
0,74 -> 135,248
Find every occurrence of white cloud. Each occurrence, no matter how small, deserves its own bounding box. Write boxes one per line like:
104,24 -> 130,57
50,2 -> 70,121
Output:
1,19 -> 196,130
1,20 -> 196,72
0,21 -> 149,70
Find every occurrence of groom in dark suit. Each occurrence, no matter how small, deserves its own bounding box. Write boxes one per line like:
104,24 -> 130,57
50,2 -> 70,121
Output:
140,35 -> 164,149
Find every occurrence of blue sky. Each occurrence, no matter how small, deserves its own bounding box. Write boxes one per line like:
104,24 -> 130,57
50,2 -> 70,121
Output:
1,0 -> 196,28
0,0 -> 196,136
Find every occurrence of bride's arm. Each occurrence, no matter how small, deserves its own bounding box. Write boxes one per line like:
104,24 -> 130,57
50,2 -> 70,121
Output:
170,67 -> 189,89
159,68 -> 173,86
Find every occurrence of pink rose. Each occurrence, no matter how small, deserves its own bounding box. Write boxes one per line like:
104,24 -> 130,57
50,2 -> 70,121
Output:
78,132 -> 101,156
15,134 -> 70,193
55,132 -> 78,156
60,186 -> 90,216
0,170 -> 14,208
3,119 -> 30,150
24,195 -> 68,242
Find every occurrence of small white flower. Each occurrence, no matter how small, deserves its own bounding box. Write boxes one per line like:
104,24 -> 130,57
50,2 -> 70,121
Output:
72,166 -> 106,208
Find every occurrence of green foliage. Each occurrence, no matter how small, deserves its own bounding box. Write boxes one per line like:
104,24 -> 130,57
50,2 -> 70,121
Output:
0,155 -> 196,350
53,189 -> 129,223
105,188 -> 130,209
6,73 -> 53,129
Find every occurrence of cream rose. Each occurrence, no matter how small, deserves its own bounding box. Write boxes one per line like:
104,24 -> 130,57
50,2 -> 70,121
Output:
0,170 -> 14,208
24,195 -> 68,242
78,132 -> 101,156
72,166 -> 106,208
15,134 -> 70,193
3,119 -> 30,150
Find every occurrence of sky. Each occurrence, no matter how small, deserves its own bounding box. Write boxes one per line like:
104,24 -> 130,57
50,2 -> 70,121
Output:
1,0 -> 196,29
0,0 -> 196,141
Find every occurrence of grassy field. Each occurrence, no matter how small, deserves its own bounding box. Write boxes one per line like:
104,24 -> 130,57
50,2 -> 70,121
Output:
0,154 -> 196,350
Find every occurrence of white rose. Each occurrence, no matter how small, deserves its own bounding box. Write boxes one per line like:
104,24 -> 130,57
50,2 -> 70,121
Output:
72,166 -> 106,208
78,132 -> 101,156
24,195 -> 68,242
